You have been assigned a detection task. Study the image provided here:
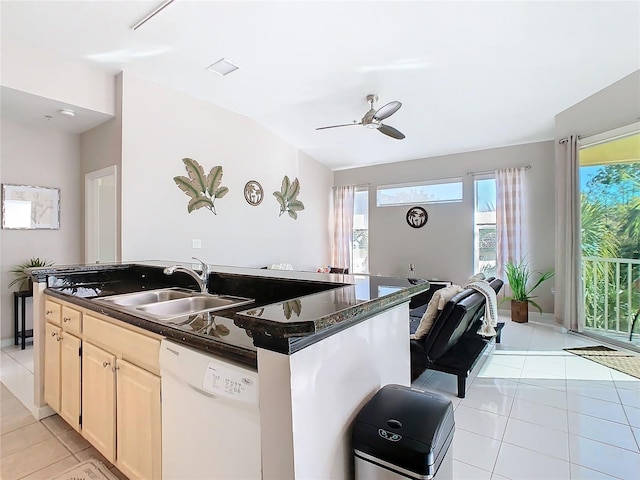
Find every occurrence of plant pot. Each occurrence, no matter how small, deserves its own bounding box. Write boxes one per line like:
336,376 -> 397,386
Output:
511,300 -> 529,323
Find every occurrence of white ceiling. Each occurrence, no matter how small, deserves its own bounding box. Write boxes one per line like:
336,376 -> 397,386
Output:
1,1 -> 639,171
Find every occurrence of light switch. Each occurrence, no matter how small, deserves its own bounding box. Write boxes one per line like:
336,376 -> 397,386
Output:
192,239 -> 202,249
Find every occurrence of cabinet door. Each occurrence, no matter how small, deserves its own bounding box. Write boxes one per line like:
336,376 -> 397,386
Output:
116,359 -> 162,480
60,333 -> 82,432
82,342 -> 116,462
61,305 -> 82,335
44,322 -> 61,411
45,300 -> 61,326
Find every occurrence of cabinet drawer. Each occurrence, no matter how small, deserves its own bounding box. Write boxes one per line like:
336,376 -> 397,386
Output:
62,306 -> 82,334
83,315 -> 160,375
45,300 -> 62,325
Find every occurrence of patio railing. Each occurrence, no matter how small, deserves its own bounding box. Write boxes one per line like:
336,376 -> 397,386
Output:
582,256 -> 640,339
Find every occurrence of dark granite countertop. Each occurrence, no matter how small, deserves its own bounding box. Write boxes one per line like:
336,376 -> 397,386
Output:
35,262 -> 429,360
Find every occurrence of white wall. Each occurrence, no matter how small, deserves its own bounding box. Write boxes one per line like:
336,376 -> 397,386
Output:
0,120 -> 83,341
553,70 -> 640,326
555,70 -> 640,140
1,41 -> 114,116
80,73 -> 123,261
119,72 -> 332,270
335,141 -> 556,313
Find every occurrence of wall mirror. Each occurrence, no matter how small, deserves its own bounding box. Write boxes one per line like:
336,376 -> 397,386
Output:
1,183 -> 60,229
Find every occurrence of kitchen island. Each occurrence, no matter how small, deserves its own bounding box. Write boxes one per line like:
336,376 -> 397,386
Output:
30,261 -> 429,479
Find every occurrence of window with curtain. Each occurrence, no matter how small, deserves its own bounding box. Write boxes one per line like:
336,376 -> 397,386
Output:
353,186 -> 369,273
331,185 -> 369,275
474,176 -> 497,276
495,167 -> 529,280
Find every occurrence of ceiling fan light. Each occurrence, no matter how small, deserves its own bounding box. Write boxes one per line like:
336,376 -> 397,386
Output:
365,123 -> 379,129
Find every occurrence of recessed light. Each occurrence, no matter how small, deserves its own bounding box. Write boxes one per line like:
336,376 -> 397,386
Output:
206,58 -> 240,76
58,109 -> 75,117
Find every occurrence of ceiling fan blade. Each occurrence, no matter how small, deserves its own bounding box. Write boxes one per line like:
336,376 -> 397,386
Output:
378,124 -> 405,140
373,101 -> 402,121
316,123 -> 361,130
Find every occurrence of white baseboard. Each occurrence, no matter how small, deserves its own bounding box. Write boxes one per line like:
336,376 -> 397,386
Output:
498,309 -> 567,332
1,338 -> 16,348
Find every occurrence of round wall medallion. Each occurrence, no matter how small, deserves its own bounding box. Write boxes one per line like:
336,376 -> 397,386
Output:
244,180 -> 264,206
406,206 -> 428,228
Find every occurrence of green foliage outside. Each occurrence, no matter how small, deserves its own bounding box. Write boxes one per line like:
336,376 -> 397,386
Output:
581,163 -> 640,335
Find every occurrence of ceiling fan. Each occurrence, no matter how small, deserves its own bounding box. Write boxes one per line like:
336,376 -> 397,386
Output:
316,94 -> 405,140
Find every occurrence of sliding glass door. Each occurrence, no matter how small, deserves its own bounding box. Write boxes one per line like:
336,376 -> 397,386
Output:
579,128 -> 640,348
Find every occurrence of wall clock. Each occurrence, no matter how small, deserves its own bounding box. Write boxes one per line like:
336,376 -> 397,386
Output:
406,206 -> 428,228
244,180 -> 264,206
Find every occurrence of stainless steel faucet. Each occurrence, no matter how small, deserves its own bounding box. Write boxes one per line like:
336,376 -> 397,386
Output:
163,257 -> 210,293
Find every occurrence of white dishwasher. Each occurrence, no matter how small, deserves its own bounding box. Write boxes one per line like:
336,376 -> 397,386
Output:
159,339 -> 261,479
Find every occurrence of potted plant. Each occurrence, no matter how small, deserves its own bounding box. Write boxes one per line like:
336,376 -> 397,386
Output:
8,257 -> 54,293
502,259 -> 554,323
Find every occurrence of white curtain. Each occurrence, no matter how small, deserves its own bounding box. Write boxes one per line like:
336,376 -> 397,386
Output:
555,135 -> 583,331
496,167 -> 529,280
331,186 -> 355,271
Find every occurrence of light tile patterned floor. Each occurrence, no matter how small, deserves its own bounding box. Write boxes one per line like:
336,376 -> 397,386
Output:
1,315 -> 639,479
0,347 -> 127,480
412,314 -> 640,479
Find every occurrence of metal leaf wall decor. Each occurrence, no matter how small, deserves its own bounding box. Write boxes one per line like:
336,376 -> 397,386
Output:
173,158 -> 229,214
273,175 -> 305,219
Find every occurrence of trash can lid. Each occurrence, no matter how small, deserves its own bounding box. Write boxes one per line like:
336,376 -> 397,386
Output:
354,384 -> 454,447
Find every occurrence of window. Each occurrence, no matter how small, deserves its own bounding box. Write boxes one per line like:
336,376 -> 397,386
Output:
352,187 -> 369,273
474,176 -> 497,276
376,178 -> 463,207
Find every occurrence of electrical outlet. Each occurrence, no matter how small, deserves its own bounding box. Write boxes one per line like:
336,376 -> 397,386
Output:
192,239 -> 202,249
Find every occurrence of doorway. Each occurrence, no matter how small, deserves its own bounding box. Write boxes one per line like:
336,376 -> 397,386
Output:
579,124 -> 640,349
85,166 -> 118,264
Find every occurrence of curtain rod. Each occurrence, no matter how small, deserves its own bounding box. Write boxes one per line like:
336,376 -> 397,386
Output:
559,135 -> 581,144
466,165 -> 531,176
332,183 -> 370,190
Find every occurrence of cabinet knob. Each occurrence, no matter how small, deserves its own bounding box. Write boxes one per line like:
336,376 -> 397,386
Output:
46,310 -> 53,315
50,332 -> 57,337
56,336 -> 62,342
63,317 -> 70,322
103,361 -> 111,368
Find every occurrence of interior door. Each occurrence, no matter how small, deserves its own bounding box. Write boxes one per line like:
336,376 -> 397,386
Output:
85,165 -> 118,264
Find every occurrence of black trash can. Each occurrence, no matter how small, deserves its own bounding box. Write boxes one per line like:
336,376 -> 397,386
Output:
353,384 -> 454,480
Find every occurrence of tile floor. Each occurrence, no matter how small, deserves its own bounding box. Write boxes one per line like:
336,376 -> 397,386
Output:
1,315 -> 639,479
412,315 -> 640,480
0,346 -> 127,480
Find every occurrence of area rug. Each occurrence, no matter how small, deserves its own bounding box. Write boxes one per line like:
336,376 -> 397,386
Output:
564,345 -> 640,380
52,459 -> 118,480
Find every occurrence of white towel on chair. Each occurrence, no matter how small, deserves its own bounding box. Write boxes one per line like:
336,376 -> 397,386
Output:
465,280 -> 498,337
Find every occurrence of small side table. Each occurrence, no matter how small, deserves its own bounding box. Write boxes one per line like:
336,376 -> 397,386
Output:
14,290 -> 33,350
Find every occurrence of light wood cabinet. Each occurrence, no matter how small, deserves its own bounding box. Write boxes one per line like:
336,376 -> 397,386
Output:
59,333 -> 82,431
116,359 -> 162,480
82,341 -> 116,461
61,305 -> 82,335
44,322 -> 61,411
83,312 -> 162,480
44,300 -> 82,431
44,295 -> 163,479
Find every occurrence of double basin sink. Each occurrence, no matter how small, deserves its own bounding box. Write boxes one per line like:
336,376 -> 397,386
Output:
95,288 -> 253,321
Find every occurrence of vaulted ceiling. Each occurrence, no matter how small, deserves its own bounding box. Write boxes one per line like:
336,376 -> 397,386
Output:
2,1 -> 639,170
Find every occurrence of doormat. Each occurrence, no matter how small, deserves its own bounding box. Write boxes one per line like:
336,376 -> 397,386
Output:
564,345 -> 640,380
52,459 -> 118,480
